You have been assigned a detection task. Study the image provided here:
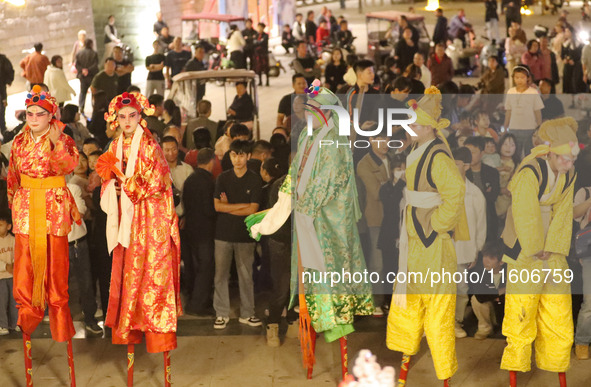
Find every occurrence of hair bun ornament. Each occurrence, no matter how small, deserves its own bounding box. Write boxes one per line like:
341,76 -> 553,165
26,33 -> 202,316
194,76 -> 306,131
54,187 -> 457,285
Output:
307,79 -> 322,98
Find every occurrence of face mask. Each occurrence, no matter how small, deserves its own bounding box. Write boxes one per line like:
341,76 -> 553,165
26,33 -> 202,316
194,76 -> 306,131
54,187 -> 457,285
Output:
394,170 -> 404,180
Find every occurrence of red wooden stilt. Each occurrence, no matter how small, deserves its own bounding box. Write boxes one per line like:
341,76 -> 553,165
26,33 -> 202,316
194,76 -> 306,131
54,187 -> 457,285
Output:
559,372 -> 567,387
397,354 -> 411,386
127,344 -> 134,387
306,330 -> 317,379
164,351 -> 171,387
23,333 -> 33,387
339,336 -> 348,379
510,371 -> 517,387
443,378 -> 450,387
67,339 -> 76,387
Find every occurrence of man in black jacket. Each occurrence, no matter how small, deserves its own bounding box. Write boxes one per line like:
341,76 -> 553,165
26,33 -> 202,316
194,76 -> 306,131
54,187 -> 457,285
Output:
0,52 -> 14,135
182,147 -> 217,316
433,8 -> 448,45
465,136 -> 500,241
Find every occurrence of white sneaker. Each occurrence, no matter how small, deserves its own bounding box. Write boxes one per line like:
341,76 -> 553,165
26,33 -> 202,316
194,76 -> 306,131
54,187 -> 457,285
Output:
373,306 -> 384,317
239,316 -> 262,327
213,317 -> 230,330
0,328 -> 9,335
454,322 -> 467,339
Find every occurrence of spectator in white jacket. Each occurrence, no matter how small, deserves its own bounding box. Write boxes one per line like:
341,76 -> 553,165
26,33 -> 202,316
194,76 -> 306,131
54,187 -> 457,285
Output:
227,25 -> 247,69
452,147 -> 487,339
44,55 -> 76,106
413,52 -> 431,89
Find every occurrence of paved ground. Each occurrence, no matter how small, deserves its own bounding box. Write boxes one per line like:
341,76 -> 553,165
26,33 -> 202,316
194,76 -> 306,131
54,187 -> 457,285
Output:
3,1 -> 591,386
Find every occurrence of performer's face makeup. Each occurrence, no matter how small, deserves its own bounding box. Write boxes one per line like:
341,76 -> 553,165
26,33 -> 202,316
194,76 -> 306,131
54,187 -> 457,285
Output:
117,107 -> 141,137
305,100 -> 325,129
26,105 -> 52,134
549,152 -> 576,174
410,124 -> 435,144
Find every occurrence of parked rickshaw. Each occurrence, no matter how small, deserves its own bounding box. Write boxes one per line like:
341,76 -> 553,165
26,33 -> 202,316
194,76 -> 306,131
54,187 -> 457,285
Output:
366,11 -> 431,67
169,69 -> 261,139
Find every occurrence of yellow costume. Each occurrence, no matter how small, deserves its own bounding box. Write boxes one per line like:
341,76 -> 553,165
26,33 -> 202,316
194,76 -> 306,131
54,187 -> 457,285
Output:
386,88 -> 468,380
500,117 -> 578,373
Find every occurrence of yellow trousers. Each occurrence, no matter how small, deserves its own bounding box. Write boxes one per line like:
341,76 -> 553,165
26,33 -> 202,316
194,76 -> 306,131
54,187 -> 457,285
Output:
387,293 -> 457,380
501,255 -> 573,372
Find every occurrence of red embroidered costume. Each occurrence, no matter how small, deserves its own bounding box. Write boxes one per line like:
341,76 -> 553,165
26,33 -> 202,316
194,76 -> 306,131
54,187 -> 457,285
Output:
99,92 -> 181,353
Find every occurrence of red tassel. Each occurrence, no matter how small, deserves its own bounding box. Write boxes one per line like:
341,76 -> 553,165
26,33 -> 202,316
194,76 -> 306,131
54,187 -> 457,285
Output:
339,336 -> 348,379
127,344 -> 134,387
306,329 -> 317,379
559,372 -> 566,387
164,351 -> 171,387
443,378 -> 450,387
510,371 -> 517,387
299,293 -> 316,378
67,339 -> 76,387
23,333 -> 33,387
398,354 -> 411,386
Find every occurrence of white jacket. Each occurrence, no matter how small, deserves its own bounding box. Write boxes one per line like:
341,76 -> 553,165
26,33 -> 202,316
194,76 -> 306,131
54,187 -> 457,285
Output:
454,178 -> 487,264
227,30 -> 246,53
44,65 -> 76,104
67,183 -> 87,242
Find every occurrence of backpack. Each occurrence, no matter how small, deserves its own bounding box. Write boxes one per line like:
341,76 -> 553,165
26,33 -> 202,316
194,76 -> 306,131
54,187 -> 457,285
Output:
575,187 -> 591,259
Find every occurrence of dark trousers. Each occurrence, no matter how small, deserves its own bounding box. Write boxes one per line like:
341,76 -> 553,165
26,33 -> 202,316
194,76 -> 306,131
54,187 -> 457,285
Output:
79,77 -> 93,112
230,51 -> 246,69
186,237 -> 215,313
0,85 -> 6,135
68,238 -> 98,324
267,238 -> 295,324
89,234 -> 111,319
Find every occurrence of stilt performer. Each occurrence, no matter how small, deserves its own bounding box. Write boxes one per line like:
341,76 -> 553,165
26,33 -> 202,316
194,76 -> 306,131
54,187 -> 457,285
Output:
98,92 -> 181,386
7,85 -> 80,386
500,117 -> 578,387
386,87 -> 469,386
246,79 -> 374,379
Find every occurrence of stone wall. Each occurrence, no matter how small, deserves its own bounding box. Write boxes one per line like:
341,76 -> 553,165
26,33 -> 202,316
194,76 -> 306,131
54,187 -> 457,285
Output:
159,0 -> 207,37
91,0 -> 162,64
1,0 -> 97,93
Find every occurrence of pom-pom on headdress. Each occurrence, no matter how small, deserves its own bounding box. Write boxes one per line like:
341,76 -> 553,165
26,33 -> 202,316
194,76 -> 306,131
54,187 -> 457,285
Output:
104,92 -> 155,133
25,85 -> 58,116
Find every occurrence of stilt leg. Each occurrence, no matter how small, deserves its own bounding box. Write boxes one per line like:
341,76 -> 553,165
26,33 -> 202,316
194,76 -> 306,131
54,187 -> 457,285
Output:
559,372 -> 566,387
67,339 -> 76,387
306,329 -> 317,380
510,371 -> 517,387
443,378 -> 450,387
164,351 -> 171,387
23,333 -> 33,387
127,344 -> 134,387
397,354 -> 411,386
339,336 -> 348,379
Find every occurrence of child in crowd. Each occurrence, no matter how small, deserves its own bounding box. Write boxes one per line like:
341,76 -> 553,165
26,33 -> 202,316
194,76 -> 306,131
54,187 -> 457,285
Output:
86,150 -> 102,193
472,111 -> 499,142
469,241 -> 506,340
482,138 -> 501,168
504,66 -> 544,158
495,133 -> 518,219
0,211 -> 16,335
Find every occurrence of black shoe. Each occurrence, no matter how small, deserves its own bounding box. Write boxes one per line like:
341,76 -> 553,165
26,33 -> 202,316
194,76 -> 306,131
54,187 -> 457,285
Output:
85,321 -> 103,335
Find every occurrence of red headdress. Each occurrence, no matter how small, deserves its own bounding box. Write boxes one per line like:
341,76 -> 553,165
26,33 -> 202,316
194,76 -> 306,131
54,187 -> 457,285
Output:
104,92 -> 155,133
25,85 -> 58,116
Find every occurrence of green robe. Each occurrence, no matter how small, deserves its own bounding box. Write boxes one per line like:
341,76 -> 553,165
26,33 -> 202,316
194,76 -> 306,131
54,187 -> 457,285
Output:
291,123 -> 374,340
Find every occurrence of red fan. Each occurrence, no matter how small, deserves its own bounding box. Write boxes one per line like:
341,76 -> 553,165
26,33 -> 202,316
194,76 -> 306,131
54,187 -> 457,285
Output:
96,152 -> 125,181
